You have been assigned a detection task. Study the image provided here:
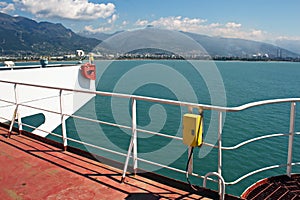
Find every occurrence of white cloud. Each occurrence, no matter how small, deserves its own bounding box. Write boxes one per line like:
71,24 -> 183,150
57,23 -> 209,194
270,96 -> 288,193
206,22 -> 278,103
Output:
249,30 -> 264,38
133,16 -> 269,41
135,19 -> 149,26
84,14 -> 119,33
225,22 -> 241,28
148,16 -> 207,32
209,23 -> 221,28
13,0 -> 115,20
84,25 -> 112,33
276,35 -> 300,41
122,21 -> 129,26
0,2 -> 15,13
108,14 -> 118,24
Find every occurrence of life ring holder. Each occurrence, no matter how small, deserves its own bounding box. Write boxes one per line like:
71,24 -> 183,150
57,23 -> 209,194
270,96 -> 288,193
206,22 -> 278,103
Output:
80,63 -> 96,80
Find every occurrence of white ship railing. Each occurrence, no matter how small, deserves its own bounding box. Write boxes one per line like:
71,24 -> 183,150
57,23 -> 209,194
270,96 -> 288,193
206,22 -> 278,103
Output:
0,79 -> 299,200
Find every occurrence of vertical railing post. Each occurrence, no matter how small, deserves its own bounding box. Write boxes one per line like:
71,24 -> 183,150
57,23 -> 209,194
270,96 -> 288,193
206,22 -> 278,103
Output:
121,98 -> 138,182
287,102 -> 296,177
218,111 -> 223,197
14,83 -> 22,133
59,90 -> 67,151
8,84 -> 22,137
132,98 -> 138,175
187,106 -> 193,174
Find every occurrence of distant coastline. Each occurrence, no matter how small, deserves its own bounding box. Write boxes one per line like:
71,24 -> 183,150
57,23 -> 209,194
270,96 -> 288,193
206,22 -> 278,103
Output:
115,55 -> 300,62
2,56 -> 300,63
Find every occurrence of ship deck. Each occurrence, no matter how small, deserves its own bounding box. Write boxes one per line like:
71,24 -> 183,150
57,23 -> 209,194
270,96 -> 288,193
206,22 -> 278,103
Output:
0,125 -> 238,200
242,174 -> 300,199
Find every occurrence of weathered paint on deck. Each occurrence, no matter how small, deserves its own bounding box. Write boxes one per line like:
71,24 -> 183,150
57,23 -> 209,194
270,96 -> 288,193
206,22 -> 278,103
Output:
0,126 -> 219,200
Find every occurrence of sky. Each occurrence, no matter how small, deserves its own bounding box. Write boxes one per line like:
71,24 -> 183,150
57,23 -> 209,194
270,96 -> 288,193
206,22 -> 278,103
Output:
0,0 -> 300,43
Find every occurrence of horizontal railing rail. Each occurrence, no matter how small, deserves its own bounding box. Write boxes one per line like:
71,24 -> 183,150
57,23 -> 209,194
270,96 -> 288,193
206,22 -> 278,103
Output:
1,79 -> 300,111
0,79 -> 299,200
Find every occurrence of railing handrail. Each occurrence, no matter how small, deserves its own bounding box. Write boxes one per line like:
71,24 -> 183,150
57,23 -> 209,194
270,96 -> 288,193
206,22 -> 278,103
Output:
0,79 -> 299,199
1,79 -> 300,112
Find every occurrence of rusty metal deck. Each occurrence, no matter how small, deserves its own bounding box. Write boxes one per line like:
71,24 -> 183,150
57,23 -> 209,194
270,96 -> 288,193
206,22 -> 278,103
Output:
242,174 -> 300,200
0,126 -> 231,200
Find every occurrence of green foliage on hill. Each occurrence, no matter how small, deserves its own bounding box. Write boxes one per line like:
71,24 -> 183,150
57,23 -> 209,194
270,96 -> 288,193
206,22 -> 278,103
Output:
0,12 -> 100,55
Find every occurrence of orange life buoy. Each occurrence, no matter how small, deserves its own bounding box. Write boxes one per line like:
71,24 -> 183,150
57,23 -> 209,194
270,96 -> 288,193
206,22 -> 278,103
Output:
80,63 -> 96,80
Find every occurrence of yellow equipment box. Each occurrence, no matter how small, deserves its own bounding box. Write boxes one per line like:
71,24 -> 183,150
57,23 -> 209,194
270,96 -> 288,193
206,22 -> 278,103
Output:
182,113 -> 203,147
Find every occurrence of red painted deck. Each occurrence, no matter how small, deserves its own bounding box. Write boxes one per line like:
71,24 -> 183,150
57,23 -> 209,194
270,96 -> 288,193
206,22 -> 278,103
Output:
0,126 -> 230,200
241,175 -> 300,199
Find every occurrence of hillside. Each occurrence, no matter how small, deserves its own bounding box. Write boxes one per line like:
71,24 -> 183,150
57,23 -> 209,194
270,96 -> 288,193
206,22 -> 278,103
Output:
81,27 -> 299,59
0,12 -> 298,59
0,12 -> 100,55
275,39 -> 300,55
183,32 -> 299,58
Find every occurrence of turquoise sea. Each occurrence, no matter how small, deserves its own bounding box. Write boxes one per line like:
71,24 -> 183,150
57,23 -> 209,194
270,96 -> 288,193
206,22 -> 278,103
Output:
45,60 -> 300,197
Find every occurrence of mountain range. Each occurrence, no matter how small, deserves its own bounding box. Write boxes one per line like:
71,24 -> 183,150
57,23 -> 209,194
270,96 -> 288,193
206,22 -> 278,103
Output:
80,29 -> 299,59
0,12 -> 100,55
274,39 -> 300,55
0,12 -> 299,59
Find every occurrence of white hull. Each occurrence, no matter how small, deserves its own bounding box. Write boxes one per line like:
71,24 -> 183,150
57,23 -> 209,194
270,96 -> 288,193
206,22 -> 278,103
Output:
0,65 -> 95,137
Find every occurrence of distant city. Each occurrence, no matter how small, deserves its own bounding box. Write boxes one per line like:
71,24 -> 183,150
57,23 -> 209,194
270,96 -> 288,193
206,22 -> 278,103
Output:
1,49 -> 299,62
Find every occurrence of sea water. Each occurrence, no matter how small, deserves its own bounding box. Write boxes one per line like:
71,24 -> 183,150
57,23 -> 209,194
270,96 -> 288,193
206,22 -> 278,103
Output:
48,60 -> 300,196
